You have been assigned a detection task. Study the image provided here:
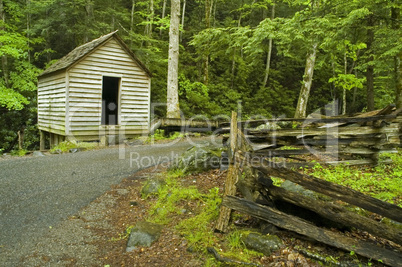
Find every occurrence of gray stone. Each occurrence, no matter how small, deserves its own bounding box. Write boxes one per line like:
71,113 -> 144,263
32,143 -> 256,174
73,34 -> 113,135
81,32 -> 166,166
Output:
69,148 -> 83,153
242,232 -> 283,256
170,142 -> 222,174
33,151 -> 45,157
51,149 -> 62,154
126,221 -> 164,252
141,178 -> 166,198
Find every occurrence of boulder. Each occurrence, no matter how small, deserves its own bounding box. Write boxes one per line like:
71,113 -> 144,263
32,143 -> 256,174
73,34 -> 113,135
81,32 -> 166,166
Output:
33,151 -> 45,157
170,142 -> 222,174
241,232 -> 283,256
126,221 -> 164,252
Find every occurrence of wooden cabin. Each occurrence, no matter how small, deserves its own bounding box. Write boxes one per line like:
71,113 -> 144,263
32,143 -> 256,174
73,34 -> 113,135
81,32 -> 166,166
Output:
37,31 -> 151,148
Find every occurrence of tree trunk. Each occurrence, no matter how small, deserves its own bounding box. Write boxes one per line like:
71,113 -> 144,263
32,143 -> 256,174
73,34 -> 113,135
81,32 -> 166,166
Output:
0,0 -> 8,87
262,3 -> 275,88
397,51 -> 402,108
231,12 -> 242,89
160,0 -> 166,37
180,0 -> 186,42
166,0 -> 181,119
392,6 -> 402,108
84,0 -> 94,43
366,15 -> 375,111
129,0 -> 136,46
144,0 -> 154,45
203,0 -> 213,85
342,52 -> 347,115
26,0 -> 31,62
294,43 -> 317,118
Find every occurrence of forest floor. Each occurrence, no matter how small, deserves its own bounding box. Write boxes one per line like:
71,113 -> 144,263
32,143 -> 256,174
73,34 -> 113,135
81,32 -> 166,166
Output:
85,166 -> 395,267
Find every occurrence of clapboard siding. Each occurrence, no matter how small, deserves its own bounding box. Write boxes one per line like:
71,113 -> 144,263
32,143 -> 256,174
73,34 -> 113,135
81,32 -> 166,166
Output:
37,71 -> 66,134
38,33 -> 151,142
66,37 -> 150,138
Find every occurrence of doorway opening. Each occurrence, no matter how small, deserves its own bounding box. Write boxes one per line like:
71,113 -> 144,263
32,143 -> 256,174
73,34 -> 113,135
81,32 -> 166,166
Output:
102,76 -> 120,125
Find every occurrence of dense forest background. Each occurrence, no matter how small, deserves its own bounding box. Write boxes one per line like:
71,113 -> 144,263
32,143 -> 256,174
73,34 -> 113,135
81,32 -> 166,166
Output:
0,0 -> 401,152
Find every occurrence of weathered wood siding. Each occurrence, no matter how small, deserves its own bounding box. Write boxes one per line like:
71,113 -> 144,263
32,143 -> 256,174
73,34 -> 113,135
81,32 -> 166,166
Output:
67,37 -> 151,139
37,71 -> 67,135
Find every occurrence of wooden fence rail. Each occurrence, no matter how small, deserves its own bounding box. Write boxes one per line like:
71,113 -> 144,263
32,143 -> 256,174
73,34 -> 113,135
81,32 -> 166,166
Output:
216,107 -> 402,266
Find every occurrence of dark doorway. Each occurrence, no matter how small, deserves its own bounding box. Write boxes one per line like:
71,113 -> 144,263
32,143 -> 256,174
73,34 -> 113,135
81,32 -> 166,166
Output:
101,76 -> 120,125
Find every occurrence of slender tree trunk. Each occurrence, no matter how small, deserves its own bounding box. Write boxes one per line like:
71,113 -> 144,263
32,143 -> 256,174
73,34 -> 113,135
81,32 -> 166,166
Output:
130,0 -> 135,46
294,43 -> 317,118
231,12 -> 242,89
366,15 -> 375,111
342,52 -> 347,115
166,0 -> 181,119
84,0 -> 93,43
180,0 -> 186,42
262,2 -> 275,88
392,6 -> 402,108
203,0 -> 213,85
26,0 -> 31,63
144,0 -> 154,45
213,0 -> 217,28
149,0 -> 154,37
160,0 -> 166,37
0,0 -> 8,87
397,52 -> 402,108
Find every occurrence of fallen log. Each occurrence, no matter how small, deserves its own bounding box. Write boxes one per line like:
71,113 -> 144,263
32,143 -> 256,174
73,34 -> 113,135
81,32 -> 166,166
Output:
248,155 -> 402,223
264,184 -> 402,245
223,196 -> 402,267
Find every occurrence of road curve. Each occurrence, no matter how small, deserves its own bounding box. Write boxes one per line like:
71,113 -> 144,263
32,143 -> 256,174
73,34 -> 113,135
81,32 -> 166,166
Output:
0,138 -> 214,265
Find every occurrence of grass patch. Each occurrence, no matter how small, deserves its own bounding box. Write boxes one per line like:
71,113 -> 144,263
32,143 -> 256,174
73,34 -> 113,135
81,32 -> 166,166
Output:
50,140 -> 98,153
10,149 -> 28,156
305,151 -> 402,207
145,169 -> 265,265
144,129 -> 184,144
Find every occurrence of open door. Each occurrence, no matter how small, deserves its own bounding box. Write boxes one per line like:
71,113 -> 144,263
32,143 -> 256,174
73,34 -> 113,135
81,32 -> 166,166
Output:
101,76 -> 120,125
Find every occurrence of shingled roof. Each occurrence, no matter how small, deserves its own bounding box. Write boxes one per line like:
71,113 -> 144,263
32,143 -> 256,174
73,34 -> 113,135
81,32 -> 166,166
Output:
39,31 -> 151,77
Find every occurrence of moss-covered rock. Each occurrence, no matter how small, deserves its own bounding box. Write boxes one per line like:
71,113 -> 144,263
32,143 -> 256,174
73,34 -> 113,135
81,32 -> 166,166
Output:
241,232 -> 283,256
170,142 -> 222,174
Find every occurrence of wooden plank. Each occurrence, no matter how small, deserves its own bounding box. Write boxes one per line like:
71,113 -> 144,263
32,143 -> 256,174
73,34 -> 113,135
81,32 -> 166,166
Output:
219,114 -> 399,128
223,196 -> 402,267
266,185 -> 402,245
247,126 -> 399,137
250,156 -> 402,223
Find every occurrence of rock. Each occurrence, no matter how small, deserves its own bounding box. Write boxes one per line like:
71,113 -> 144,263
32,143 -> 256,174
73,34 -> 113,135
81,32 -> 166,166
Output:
141,178 -> 166,198
51,149 -> 62,154
69,148 -> 83,153
241,232 -> 283,256
126,221 -> 164,252
32,151 -> 45,157
260,223 -> 279,235
170,142 -> 222,174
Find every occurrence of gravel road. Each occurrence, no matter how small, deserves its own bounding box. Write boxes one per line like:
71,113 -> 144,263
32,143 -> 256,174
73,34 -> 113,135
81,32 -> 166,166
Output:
0,137 -> 217,266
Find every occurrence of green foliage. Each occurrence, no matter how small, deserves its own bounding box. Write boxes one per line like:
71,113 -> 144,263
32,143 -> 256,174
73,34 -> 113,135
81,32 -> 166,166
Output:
49,140 -> 98,153
1,0 -> 401,152
10,149 -> 28,157
329,74 -> 365,91
144,129 -> 184,144
147,170 -> 222,251
307,151 -> 402,206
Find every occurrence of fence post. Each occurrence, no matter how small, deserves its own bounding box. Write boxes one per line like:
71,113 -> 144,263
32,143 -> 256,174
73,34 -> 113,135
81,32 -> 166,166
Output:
216,111 -> 240,232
